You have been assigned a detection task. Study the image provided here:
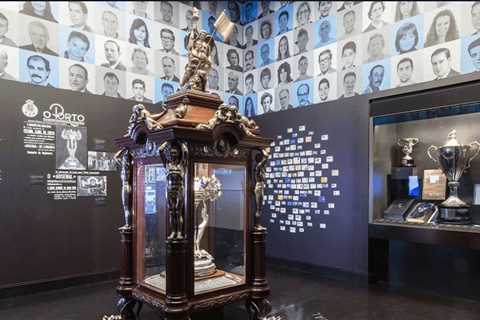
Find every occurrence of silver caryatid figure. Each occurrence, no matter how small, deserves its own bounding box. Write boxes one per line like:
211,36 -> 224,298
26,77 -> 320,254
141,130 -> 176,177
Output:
397,137 -> 419,167
427,130 -> 480,224
193,175 -> 222,277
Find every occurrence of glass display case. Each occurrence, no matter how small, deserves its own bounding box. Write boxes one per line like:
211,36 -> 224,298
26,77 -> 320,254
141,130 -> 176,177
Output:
114,90 -> 273,320
370,101 -> 480,232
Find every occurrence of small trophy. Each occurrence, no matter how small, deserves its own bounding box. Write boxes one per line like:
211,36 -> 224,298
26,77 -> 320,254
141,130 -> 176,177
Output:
397,137 -> 419,167
427,130 -> 480,224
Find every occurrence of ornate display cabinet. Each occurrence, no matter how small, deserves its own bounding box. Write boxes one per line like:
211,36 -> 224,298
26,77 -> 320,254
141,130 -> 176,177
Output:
114,90 -> 272,320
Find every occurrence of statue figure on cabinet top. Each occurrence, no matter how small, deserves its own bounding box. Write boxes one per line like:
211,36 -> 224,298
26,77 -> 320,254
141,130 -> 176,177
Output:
181,8 -> 234,92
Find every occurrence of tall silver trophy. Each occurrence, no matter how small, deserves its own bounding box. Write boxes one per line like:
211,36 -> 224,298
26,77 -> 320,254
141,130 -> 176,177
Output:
193,175 -> 222,278
427,130 -> 480,224
397,137 -> 419,167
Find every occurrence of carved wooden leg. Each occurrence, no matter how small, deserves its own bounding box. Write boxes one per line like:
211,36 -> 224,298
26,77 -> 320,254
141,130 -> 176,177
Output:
117,297 -> 137,320
246,298 -> 272,320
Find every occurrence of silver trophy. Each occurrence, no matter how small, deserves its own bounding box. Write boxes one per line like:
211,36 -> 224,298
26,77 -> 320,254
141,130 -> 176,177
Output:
193,175 -> 222,278
397,137 -> 419,167
427,130 -> 480,224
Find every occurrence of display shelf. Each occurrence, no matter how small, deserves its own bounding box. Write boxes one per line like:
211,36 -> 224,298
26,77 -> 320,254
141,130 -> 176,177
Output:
371,219 -> 480,234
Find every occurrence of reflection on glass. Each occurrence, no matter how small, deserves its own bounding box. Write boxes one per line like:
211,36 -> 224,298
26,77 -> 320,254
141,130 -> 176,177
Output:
141,164 -> 167,292
194,163 -> 246,295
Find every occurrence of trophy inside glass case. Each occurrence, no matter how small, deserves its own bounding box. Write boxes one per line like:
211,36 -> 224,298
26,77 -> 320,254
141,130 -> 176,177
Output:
193,162 -> 246,295
139,163 -> 167,293
371,102 -> 480,230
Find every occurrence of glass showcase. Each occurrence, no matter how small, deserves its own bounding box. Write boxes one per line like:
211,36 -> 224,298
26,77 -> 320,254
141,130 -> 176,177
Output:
370,102 -> 480,232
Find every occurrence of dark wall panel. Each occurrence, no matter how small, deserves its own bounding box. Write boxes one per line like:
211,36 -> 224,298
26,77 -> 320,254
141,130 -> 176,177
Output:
0,80 -> 138,287
255,96 -> 370,274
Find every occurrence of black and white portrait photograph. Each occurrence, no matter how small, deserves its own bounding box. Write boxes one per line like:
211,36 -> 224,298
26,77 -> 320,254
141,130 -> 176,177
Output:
243,1 -> 258,25
126,44 -> 154,76
225,46 -> 243,72
0,8 -> 18,47
317,1 -> 336,20
294,1 -> 313,29
337,4 -> 362,39
275,3 -> 293,36
95,5 -> 125,40
158,26 -> 178,55
314,72 -> 337,103
257,66 -> 274,91
19,17 -> 58,56
466,1 -> 480,36
361,58 -> 390,93
155,1 -> 178,27
257,39 -> 274,68
424,4 -> 461,47
226,1 -> 241,24
363,27 -> 390,63
294,24 -> 313,55
275,58 -> 294,86
292,52 -> 313,82
314,42 -> 337,76
55,125 -> 87,170
128,1 -> 152,20
314,15 -> 336,48
178,3 -> 194,33
126,15 -> 152,48
59,27 -> 95,64
275,32 -> 293,62
243,23 -> 257,49
224,93 -> 242,112
201,1 -> 220,18
423,40 -> 461,81
59,60 -> 95,94
276,85 -> 294,111
19,50 -> 58,87
95,36 -> 126,71
391,16 -> 423,55
242,93 -> 257,117
244,71 -> 257,95
155,53 -> 179,82
394,1 -> 423,22
126,73 -> 154,103
362,1 -> 394,33
88,151 -> 117,171
211,41 -> 223,67
77,175 -> 107,197
95,66 -> 126,98
244,48 -> 256,72
257,89 -> 276,114
19,1 -> 59,23
337,36 -> 362,71
0,44 -> 19,81
259,17 -> 273,41
338,68 -> 361,98
390,50 -> 423,88
58,1 -> 95,33
257,0 -> 274,20
207,67 -> 223,92
225,69 -> 243,95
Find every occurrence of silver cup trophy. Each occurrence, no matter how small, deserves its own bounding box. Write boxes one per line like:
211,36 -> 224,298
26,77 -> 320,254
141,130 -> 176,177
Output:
427,130 -> 480,224
397,137 -> 419,167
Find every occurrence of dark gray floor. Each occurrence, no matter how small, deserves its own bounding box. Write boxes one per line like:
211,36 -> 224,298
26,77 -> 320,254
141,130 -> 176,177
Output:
1,264 -> 480,320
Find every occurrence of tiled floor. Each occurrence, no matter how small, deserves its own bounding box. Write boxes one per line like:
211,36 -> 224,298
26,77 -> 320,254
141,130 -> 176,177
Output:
1,263 -> 479,320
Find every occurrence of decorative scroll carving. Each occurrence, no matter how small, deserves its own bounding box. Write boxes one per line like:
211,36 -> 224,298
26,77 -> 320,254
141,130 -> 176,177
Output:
131,139 -> 161,159
254,148 -> 270,229
115,149 -> 133,227
196,104 -> 259,137
191,142 -> 249,159
126,104 -> 163,138
132,290 -> 165,310
191,292 -> 250,312
246,298 -> 273,320
160,141 -> 189,239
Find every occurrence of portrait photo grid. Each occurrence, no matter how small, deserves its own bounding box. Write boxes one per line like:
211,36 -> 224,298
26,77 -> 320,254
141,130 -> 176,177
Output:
2,2 -> 480,119
0,1 -> 248,109
245,1 -> 480,116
